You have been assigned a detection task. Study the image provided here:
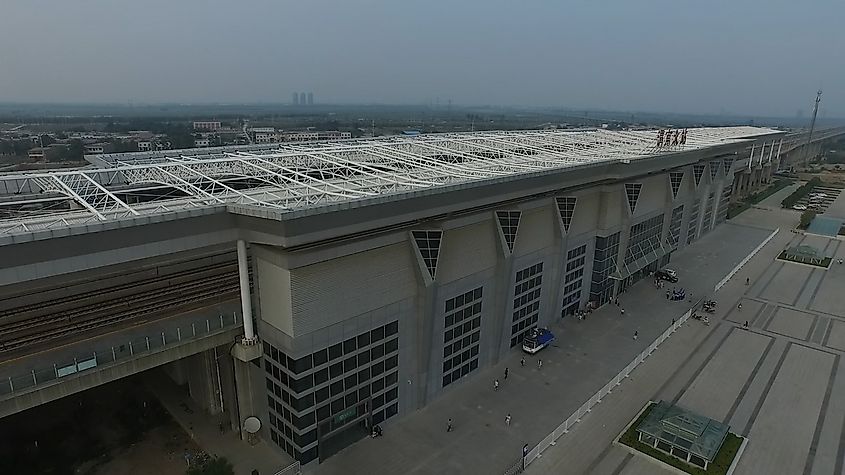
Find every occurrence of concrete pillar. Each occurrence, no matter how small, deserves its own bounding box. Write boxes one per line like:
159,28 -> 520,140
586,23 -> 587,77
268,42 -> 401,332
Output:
237,240 -> 256,342
186,349 -> 224,415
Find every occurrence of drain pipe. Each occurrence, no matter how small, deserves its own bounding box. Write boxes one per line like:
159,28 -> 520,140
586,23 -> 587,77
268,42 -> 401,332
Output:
236,239 -> 256,343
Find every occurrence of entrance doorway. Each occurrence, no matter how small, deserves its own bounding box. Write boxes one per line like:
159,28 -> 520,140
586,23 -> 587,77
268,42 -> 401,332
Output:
317,399 -> 371,462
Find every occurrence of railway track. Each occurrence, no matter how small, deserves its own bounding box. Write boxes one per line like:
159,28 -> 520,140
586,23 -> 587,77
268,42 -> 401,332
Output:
0,257 -> 249,353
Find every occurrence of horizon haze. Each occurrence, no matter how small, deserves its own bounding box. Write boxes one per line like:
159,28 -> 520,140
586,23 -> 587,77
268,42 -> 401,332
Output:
1,0 -> 842,118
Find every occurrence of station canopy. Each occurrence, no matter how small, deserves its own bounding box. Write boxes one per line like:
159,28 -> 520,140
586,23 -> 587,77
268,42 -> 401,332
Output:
637,400 -> 729,463
0,127 -> 779,238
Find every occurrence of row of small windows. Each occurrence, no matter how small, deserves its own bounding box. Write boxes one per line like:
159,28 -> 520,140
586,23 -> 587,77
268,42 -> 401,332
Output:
511,263 -> 544,347
565,267 -> 584,284
566,255 -> 586,273
443,287 -> 483,388
667,205 -> 684,247
514,288 -> 541,310
445,287 -> 483,312
513,301 -> 540,322
567,244 -> 586,261
563,279 -> 583,295
687,199 -> 701,245
625,214 -> 664,264
516,262 -> 543,283
264,321 -> 398,375
515,275 -> 542,297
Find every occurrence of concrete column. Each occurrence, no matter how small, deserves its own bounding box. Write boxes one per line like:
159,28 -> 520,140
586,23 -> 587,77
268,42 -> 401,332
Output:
237,239 -> 256,342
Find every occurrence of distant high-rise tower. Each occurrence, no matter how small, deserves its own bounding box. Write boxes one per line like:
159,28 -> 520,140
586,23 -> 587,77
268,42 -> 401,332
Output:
299,92 -> 307,106
292,92 -> 299,105
307,92 -> 314,105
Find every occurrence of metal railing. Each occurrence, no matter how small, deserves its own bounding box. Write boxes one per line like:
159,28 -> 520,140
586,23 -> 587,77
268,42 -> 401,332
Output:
0,312 -> 241,398
714,228 -> 779,292
511,301 -> 700,472
274,461 -> 302,475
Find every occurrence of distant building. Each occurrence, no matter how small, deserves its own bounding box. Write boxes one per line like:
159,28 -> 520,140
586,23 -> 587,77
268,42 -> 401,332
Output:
299,92 -> 307,106
193,121 -> 221,131
307,92 -> 314,105
281,130 -> 351,142
194,138 -> 211,148
292,92 -> 299,105
402,130 -> 421,136
137,141 -> 153,152
84,143 -> 114,155
28,144 -> 68,161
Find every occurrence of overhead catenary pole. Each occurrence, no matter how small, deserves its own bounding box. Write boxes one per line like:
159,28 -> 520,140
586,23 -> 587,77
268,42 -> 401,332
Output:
804,90 -> 822,166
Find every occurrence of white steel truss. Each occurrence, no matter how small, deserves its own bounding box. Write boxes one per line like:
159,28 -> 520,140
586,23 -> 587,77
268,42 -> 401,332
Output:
0,127 -> 781,237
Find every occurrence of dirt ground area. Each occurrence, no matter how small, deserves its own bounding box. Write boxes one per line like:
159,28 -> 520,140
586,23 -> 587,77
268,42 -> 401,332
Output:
0,373 -> 202,475
84,421 -> 201,475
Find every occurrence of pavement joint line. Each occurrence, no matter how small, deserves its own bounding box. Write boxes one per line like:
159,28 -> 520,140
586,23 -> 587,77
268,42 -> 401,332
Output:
761,306 -> 779,331
608,453 -> 633,475
670,325 -> 735,406
742,341 -> 792,436
807,314 -> 821,342
753,297 -> 845,323
742,326 -> 841,357
723,335 -> 775,425
836,364 -> 845,475
792,267 -> 817,308
755,261 -> 784,299
811,317 -> 829,345
823,319 -> 835,349
803,354 -> 840,475
747,302 -> 770,327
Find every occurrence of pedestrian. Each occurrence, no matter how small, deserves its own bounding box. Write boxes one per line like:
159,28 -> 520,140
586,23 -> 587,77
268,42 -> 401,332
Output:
520,357 -> 525,367
743,320 -> 749,329
614,298 -> 620,306
666,290 -> 670,300
633,330 -> 638,340
621,308 -> 625,316
538,359 -> 543,370
447,418 -> 453,432
738,302 -> 742,311
672,318 -> 675,325
504,367 -> 509,380
494,379 -> 500,391
746,277 -> 750,285
505,414 -> 511,426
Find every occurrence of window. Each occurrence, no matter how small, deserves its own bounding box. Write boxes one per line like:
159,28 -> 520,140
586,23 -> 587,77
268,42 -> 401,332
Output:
443,286 -> 484,387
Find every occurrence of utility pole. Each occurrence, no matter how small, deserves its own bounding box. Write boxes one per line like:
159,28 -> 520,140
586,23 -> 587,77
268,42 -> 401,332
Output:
804,89 -> 822,167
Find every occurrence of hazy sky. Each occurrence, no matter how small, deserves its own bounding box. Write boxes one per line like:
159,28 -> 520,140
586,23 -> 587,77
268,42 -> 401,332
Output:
1,0 -> 842,117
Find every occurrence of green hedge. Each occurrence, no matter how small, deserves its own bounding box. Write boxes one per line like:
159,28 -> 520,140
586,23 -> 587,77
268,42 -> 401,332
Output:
781,178 -> 822,209
619,403 -> 743,475
726,179 -> 792,219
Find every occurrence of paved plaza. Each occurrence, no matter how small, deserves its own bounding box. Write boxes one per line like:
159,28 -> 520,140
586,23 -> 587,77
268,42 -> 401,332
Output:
308,221 -> 775,475
528,206 -> 845,475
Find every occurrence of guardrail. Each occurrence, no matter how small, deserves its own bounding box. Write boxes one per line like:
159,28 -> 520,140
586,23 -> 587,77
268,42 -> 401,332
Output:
714,228 -> 779,293
274,461 -> 302,475
510,301 -> 700,472
0,312 -> 241,398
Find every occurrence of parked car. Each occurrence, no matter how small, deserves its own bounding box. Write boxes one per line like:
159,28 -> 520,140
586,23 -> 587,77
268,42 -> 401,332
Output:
792,204 -> 807,211
655,269 -> 678,283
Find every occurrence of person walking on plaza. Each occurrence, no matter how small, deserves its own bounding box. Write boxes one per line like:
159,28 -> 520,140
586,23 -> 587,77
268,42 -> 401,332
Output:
520,357 -> 525,367
447,418 -> 453,432
738,302 -> 742,311
743,320 -> 749,329
538,359 -> 543,370
746,277 -> 750,285
633,330 -> 638,340
621,308 -> 625,316
505,414 -> 511,427
494,379 -> 500,391
504,367 -> 509,380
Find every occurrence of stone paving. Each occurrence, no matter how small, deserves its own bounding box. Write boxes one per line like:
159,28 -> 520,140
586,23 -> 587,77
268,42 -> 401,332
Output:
527,206 -> 845,475
309,222 -> 773,475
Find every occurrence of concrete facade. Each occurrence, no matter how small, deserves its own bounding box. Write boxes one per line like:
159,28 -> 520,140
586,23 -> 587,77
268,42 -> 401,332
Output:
247,153 -> 747,464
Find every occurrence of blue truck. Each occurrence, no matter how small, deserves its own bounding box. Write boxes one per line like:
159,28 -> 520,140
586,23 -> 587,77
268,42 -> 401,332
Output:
522,328 -> 555,354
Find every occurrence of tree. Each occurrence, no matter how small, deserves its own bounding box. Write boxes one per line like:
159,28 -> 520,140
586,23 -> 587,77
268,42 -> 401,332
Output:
799,210 -> 817,229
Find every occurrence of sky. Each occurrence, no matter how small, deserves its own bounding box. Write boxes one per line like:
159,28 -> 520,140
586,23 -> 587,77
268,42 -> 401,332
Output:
0,0 -> 843,117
